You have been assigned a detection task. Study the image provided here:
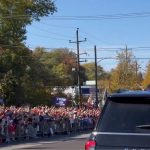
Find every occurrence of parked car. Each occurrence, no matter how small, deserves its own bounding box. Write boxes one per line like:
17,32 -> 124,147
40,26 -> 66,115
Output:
85,91 -> 150,150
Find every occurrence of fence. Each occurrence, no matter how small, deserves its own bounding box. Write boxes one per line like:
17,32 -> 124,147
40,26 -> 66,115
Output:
0,116 -> 96,144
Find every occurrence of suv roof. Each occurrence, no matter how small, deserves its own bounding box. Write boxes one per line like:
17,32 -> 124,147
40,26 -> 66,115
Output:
109,90 -> 150,97
107,91 -> 150,104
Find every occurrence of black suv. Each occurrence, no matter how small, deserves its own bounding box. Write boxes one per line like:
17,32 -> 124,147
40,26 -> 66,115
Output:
85,91 -> 150,150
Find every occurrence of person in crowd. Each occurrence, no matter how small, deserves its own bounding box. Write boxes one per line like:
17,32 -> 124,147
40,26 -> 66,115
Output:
0,105 -> 101,143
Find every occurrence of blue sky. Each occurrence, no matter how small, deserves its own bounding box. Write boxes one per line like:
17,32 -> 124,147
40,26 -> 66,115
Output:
26,0 -> 150,71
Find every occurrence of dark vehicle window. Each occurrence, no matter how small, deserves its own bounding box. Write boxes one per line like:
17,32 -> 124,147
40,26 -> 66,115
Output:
97,98 -> 150,133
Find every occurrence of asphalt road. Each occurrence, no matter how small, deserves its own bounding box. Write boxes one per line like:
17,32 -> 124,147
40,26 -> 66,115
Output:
0,132 -> 90,150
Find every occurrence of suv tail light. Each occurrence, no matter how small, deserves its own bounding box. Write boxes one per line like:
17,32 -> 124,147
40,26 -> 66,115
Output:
85,140 -> 96,150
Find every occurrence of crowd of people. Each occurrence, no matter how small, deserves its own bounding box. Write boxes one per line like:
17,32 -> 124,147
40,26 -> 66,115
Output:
0,105 -> 101,143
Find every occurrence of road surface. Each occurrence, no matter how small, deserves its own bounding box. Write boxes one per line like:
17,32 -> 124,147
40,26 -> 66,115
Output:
0,133 -> 90,150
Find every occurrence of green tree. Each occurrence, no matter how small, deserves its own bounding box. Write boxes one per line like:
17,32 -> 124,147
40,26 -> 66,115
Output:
0,70 -> 18,105
0,0 -> 57,105
37,48 -> 78,86
32,48 -> 88,97
0,46 -> 34,105
0,0 -> 56,46
82,62 -> 107,80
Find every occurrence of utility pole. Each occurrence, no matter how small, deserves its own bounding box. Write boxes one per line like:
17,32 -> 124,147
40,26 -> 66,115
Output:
94,45 -> 98,108
135,61 -> 138,86
135,61 -> 138,77
69,28 -> 86,106
125,45 -> 128,62
125,45 -> 128,80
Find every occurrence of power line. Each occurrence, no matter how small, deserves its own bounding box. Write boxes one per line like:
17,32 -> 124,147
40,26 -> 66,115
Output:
38,22 -> 76,30
78,46 -> 150,51
81,30 -> 106,46
30,25 -> 75,39
80,57 -> 150,60
2,11 -> 150,20
1,44 -> 150,52
27,32 -> 69,41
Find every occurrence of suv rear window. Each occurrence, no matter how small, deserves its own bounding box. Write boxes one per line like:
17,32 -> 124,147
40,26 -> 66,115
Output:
97,97 -> 150,133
